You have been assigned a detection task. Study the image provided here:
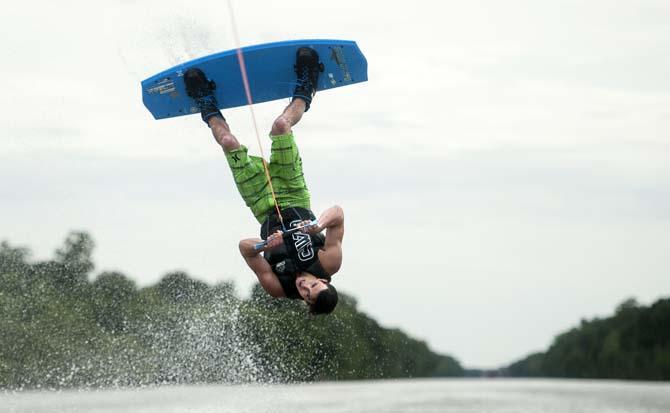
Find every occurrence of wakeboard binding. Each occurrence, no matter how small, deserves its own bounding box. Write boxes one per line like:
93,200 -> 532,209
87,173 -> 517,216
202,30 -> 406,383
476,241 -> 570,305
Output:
293,47 -> 324,111
183,68 -> 223,124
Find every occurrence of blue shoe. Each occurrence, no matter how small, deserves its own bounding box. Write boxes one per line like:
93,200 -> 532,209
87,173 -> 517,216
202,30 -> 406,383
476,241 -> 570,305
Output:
293,47 -> 323,111
183,68 -> 224,124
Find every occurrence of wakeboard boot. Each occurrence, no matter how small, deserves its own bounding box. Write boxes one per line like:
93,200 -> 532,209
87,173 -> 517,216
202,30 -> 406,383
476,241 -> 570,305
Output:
183,68 -> 224,124
293,47 -> 324,111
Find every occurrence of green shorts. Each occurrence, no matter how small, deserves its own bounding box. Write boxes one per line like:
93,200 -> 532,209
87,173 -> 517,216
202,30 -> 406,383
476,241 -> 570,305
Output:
225,133 -> 311,223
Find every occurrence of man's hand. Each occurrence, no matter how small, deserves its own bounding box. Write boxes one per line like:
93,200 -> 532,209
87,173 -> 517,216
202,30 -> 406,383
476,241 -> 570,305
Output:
316,206 -> 344,232
298,220 -> 321,235
265,230 -> 284,249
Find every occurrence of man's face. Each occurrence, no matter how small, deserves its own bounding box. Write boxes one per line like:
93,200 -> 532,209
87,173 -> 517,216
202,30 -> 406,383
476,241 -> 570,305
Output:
296,276 -> 329,304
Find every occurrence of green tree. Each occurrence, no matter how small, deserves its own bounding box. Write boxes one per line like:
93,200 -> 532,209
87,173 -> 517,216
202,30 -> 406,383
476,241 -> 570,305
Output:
507,297 -> 670,380
0,232 -> 465,389
53,231 -> 95,291
156,271 -> 209,303
92,271 -> 138,333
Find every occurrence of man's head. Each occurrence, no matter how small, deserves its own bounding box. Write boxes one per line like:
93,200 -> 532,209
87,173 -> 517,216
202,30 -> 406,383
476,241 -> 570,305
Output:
310,283 -> 338,315
297,275 -> 339,315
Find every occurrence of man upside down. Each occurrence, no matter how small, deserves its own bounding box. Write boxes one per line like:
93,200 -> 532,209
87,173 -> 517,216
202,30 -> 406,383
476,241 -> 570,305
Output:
183,47 -> 343,314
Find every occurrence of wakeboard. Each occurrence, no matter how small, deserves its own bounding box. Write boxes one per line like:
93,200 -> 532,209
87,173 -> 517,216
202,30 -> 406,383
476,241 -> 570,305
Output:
141,39 -> 367,120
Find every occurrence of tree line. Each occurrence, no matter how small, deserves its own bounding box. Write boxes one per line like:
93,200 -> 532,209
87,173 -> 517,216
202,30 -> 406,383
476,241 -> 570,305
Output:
505,297 -> 670,380
0,231 -> 463,390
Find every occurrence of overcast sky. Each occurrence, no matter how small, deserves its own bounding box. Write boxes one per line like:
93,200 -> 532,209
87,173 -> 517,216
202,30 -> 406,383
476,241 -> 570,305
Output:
1,0 -> 669,368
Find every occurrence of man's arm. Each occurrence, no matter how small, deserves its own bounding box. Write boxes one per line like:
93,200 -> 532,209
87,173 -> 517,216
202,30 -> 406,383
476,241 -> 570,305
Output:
238,238 -> 285,297
312,205 -> 344,275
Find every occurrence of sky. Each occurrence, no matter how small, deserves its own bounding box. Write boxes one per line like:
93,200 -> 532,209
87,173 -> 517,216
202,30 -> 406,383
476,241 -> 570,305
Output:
1,0 -> 669,368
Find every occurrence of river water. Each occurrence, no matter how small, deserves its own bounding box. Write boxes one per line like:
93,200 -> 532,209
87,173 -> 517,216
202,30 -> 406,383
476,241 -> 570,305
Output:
2,378 -> 669,413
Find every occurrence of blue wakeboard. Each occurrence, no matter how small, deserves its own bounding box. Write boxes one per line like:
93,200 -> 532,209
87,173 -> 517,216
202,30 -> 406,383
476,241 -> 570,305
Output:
141,39 -> 367,120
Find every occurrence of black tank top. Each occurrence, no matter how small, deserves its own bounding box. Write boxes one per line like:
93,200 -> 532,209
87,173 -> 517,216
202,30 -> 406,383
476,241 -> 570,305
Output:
261,207 -> 330,299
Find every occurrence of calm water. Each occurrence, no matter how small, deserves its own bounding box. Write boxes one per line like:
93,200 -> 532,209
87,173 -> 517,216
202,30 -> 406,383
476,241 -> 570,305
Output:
2,378 -> 669,413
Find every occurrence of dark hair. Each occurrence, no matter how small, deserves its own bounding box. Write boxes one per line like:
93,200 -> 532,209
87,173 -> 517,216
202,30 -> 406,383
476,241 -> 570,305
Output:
309,283 -> 338,315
